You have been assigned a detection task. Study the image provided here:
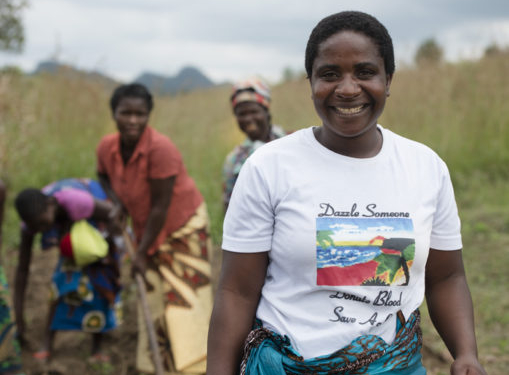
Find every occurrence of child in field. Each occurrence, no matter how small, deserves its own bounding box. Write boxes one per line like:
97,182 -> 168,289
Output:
13,178 -> 122,365
0,179 -> 25,375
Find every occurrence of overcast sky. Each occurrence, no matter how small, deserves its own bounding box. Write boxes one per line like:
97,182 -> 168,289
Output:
1,0 -> 508,83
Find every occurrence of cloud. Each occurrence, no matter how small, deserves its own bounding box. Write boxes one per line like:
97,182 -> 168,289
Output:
1,0 -> 508,82
367,226 -> 394,232
441,19 -> 509,60
330,224 -> 359,230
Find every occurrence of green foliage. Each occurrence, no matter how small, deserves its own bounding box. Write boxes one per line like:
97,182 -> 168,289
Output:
483,43 -> 509,58
316,230 -> 334,248
402,243 -> 415,261
0,64 -> 22,75
415,38 -> 443,66
374,253 -> 400,283
0,0 -> 27,52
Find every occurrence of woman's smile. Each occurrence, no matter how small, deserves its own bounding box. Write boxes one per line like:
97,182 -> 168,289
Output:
332,103 -> 370,116
310,30 -> 391,150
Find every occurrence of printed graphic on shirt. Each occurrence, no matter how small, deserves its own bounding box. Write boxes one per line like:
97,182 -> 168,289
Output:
316,217 -> 415,286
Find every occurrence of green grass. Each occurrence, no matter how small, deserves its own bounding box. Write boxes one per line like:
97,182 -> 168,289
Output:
1,54 -> 509,374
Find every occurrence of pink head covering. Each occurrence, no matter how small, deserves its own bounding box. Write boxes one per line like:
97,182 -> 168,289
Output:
230,77 -> 271,110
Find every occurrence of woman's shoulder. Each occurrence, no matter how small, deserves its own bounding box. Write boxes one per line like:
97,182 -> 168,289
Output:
144,127 -> 184,166
383,127 -> 448,169
146,126 -> 177,149
384,127 -> 440,156
99,132 -> 118,143
97,132 -> 119,153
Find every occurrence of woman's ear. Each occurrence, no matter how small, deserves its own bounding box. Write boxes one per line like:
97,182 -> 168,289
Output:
385,74 -> 393,97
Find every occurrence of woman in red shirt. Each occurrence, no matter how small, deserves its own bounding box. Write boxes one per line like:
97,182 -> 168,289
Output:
97,83 -> 212,374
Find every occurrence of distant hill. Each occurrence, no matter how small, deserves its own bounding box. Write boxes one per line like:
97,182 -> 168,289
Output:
33,60 -> 118,87
134,66 -> 215,95
33,61 -> 216,95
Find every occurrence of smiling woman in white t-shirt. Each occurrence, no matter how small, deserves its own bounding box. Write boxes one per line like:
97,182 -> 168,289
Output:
207,11 -> 486,375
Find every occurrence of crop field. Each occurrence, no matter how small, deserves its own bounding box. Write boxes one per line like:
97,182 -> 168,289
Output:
1,53 -> 508,374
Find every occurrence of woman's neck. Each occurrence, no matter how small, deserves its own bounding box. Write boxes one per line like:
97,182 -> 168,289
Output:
120,140 -> 138,164
313,126 -> 382,158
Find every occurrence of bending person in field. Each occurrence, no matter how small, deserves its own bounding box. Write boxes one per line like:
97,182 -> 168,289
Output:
13,178 -> 122,365
222,78 -> 286,212
207,11 -> 486,375
96,83 -> 213,374
0,179 -> 24,375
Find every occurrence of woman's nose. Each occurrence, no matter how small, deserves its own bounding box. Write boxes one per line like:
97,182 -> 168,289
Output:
335,76 -> 361,98
128,114 -> 139,124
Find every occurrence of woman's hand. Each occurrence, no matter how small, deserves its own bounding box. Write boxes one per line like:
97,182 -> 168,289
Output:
451,355 -> 487,375
131,252 -> 154,291
107,203 -> 127,235
131,252 -> 147,276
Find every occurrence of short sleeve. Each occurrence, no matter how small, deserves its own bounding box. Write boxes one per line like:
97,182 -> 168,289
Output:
53,189 -> 95,221
222,157 -> 274,252
148,136 -> 181,179
429,160 -> 462,250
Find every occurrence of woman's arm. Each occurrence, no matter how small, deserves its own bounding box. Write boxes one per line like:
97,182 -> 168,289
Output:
13,228 -> 35,345
425,249 -> 487,375
131,176 -> 175,275
97,172 -> 125,212
207,250 -> 269,375
97,172 -> 129,233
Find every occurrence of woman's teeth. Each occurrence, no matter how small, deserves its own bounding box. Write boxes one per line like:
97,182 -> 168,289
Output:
336,105 -> 364,115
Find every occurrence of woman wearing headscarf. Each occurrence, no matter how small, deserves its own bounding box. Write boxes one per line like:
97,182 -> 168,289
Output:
223,78 -> 286,211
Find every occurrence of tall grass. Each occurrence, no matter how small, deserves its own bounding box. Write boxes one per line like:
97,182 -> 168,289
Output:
1,54 -> 508,373
1,56 -> 508,241
1,55 -> 509,246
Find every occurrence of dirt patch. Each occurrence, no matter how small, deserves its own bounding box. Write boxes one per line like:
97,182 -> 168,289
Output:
5,246 -> 223,375
7,249 -> 136,375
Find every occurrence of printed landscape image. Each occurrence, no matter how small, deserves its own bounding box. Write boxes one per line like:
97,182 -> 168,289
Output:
316,217 -> 415,286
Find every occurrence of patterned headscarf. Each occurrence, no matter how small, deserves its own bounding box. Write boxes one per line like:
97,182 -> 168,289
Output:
231,77 -> 271,110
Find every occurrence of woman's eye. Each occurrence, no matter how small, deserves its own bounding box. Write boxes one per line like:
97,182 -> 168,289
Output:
358,70 -> 375,78
321,71 -> 339,80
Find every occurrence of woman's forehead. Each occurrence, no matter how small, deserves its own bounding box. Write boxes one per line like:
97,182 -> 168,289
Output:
314,31 -> 381,65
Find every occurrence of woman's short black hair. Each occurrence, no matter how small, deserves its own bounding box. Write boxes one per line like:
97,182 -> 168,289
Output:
109,83 -> 154,113
14,188 -> 50,223
305,11 -> 395,78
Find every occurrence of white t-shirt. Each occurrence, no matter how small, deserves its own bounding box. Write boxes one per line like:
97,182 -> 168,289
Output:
222,126 -> 462,359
